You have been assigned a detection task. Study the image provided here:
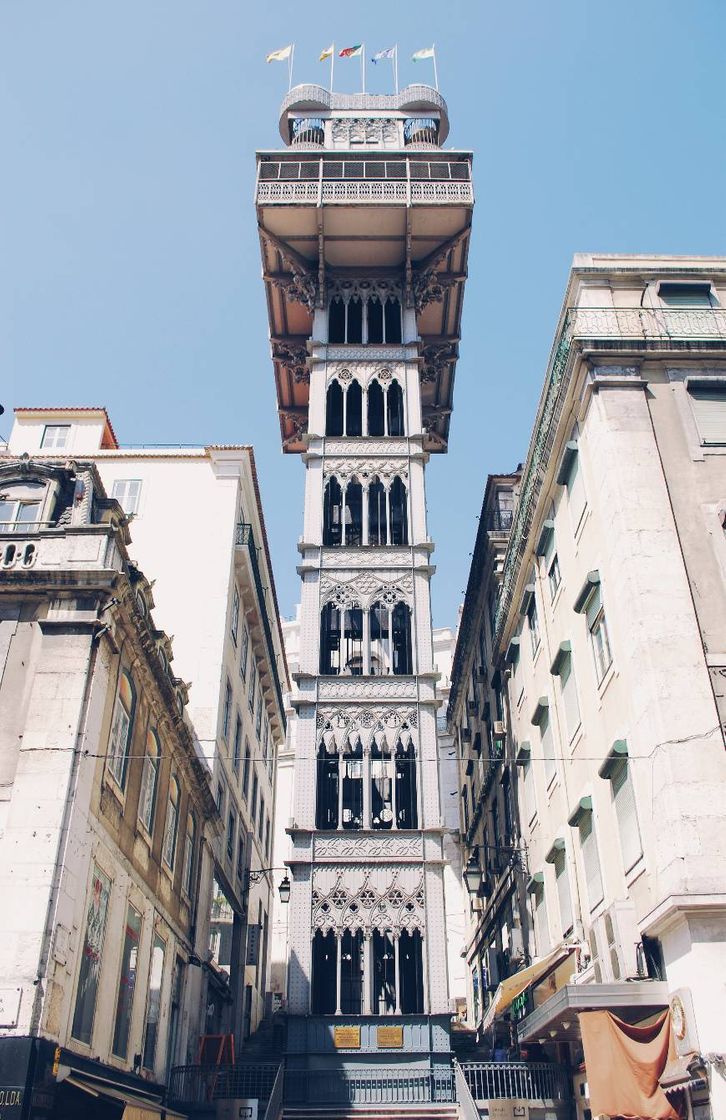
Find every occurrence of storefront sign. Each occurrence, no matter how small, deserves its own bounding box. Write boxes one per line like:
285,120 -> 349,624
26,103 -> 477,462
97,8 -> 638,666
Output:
511,988 -> 532,1021
333,1026 -> 361,1049
0,1087 -> 24,1120
377,1025 -> 404,1049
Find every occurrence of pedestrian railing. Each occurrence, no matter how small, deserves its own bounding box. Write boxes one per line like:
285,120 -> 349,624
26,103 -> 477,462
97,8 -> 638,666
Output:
458,1061 -> 570,1101
284,1065 -> 455,1104
168,1062 -> 280,1106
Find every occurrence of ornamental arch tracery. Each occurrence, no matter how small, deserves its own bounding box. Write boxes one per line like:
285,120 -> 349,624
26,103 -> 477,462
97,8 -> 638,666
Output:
322,471 -> 408,547
325,369 -> 406,437
315,722 -> 418,832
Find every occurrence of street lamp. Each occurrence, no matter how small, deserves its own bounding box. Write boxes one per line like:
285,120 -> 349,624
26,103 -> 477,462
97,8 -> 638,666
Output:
247,867 -> 291,904
463,851 -> 484,897
278,874 -> 291,905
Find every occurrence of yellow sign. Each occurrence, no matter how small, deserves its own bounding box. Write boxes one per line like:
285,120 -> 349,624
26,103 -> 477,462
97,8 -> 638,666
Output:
333,1025 -> 361,1049
377,1025 -> 404,1049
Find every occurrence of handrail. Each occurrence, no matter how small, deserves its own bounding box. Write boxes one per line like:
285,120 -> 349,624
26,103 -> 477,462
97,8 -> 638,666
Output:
235,523 -> 286,731
263,1061 -> 284,1120
168,1061 -> 280,1105
454,1058 -> 481,1120
258,157 -> 471,183
458,1060 -> 570,1102
284,1065 -> 455,1104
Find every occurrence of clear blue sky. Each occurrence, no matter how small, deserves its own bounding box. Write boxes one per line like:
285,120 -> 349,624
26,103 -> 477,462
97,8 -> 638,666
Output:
2,1 -> 725,627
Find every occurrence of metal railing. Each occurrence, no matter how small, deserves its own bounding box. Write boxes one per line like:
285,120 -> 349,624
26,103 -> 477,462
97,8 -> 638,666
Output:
235,523 -> 286,730
570,304 -> 726,341
168,1062 -> 280,1105
483,508 -> 513,533
262,1061 -> 285,1120
259,158 -> 471,182
256,157 -> 473,207
454,1059 -> 481,1120
284,1066 -> 455,1104
458,1061 -> 570,1101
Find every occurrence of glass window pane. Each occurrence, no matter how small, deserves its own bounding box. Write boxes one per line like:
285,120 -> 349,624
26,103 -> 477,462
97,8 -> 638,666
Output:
143,933 -> 166,1070
71,866 -> 112,1044
112,904 -> 142,1058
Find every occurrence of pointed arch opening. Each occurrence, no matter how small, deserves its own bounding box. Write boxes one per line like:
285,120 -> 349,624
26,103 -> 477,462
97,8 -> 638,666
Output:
371,736 -> 394,831
370,601 -> 391,675
392,602 -> 413,675
389,476 -> 408,545
399,929 -> 424,1013
373,930 -> 396,1014
346,380 -> 363,436
312,930 -> 337,1014
323,477 -> 343,546
367,296 -> 384,343
368,478 -> 387,546
384,297 -> 402,344
367,381 -> 385,437
341,737 -> 364,830
395,735 -> 418,829
328,298 -> 346,344
316,739 -> 339,830
344,480 -> 363,547
387,380 -> 405,436
326,381 -> 344,436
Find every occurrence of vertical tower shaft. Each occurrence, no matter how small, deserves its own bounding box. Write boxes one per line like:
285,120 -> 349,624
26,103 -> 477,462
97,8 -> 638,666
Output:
257,82 -> 474,1083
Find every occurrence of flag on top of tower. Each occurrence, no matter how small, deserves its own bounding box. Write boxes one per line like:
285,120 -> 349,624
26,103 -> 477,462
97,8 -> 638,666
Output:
319,44 -> 334,61
339,44 -> 363,57
412,46 -> 435,60
266,44 -> 292,62
372,46 -> 395,62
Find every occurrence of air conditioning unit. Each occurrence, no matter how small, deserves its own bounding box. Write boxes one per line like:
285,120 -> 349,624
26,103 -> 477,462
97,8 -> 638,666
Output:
589,901 -> 641,983
493,720 -> 506,740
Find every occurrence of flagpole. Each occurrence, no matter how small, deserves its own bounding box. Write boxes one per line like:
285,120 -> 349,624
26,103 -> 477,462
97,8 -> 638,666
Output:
394,44 -> 399,93
288,43 -> 294,91
361,43 -> 366,93
432,44 -> 438,92
330,43 -> 335,91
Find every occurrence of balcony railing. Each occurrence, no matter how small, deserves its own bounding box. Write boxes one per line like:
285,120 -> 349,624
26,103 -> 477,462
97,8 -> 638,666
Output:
570,304 -> 726,341
459,1061 -> 570,1102
284,1066 -> 455,1105
256,157 -> 473,206
235,523 -> 286,729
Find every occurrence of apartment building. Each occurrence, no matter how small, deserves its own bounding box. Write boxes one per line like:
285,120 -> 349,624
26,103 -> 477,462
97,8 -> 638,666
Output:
0,457 -> 219,1119
5,408 -> 289,1051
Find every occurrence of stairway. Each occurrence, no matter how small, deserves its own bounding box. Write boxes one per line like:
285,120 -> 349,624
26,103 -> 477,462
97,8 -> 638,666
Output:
283,1107 -> 459,1120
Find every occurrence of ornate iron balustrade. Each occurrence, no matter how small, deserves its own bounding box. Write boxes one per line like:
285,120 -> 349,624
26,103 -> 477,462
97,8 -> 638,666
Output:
284,1066 -> 455,1104
459,1061 -> 570,1101
493,301 -> 726,651
236,522 -> 286,730
256,157 -> 473,206
168,1062 -> 280,1105
278,83 -> 448,119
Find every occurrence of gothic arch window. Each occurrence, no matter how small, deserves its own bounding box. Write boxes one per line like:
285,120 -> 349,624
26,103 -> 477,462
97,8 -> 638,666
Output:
319,603 -> 363,675
369,477 -> 387,545
395,734 -> 418,829
328,290 -> 401,345
399,930 -> 424,1013
389,476 -> 408,545
346,380 -> 363,436
329,298 -> 346,344
384,297 -> 402,344
373,930 -> 396,1014
370,601 -> 391,674
392,602 -> 413,675
368,380 -> 385,437
340,930 -> 364,1013
326,380 -> 344,436
311,930 -> 337,1013
316,740 -> 339,830
368,296 -> 384,343
387,380 -> 404,436
344,479 -> 363,546
347,297 -> 363,343
341,737 -> 364,830
320,598 -> 412,676
107,670 -> 136,790
371,736 -> 394,830
323,477 -> 343,546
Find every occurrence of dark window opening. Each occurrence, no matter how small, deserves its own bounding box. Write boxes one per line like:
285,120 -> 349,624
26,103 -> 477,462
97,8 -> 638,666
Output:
370,601 -> 390,674
387,381 -> 405,436
368,297 -> 384,343
341,930 -> 364,1014
369,478 -> 387,545
323,477 -> 343,546
384,298 -> 402,343
316,742 -> 339,830
399,929 -> 424,1013
329,299 -> 346,343
389,476 -> 408,544
371,737 -> 394,830
373,930 -> 396,1014
392,602 -> 413,675
395,736 -> 418,828
368,381 -> 385,437
326,382 -> 344,436
342,738 -> 364,829
311,931 -> 337,1013
345,481 -> 363,546
347,298 -> 363,343
346,381 -> 363,436
319,603 -> 340,674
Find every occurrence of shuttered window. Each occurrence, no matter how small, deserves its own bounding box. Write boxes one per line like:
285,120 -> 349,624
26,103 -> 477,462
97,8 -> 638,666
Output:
579,811 -> 604,911
523,760 -> 536,823
554,849 -> 574,935
688,384 -> 726,445
611,759 -> 643,873
540,711 -> 556,785
533,883 -> 550,955
560,652 -> 581,741
566,452 -> 587,531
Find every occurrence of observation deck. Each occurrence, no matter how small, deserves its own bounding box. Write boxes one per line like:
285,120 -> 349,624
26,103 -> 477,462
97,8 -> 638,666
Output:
256,84 -> 474,453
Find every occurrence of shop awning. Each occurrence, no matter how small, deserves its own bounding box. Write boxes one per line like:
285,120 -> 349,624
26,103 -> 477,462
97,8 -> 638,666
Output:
60,1070 -> 186,1119
480,943 -> 577,1033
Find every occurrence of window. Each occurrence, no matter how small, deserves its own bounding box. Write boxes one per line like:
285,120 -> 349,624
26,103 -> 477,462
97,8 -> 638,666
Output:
346,380 -> 363,436
230,586 -> 240,644
341,739 -> 363,829
237,830 -> 246,880
248,659 -> 257,711
222,679 -> 232,740
242,741 -> 251,799
255,688 -> 263,739
610,758 -> 643,873
553,847 -> 573,935
233,715 -> 243,773
522,758 -> 536,823
142,933 -> 166,1071
112,903 -> 142,1058
328,294 -> 401,345
659,281 -> 713,307
112,479 -> 142,515
162,776 -> 180,870
556,648 -> 581,742
532,881 -> 549,955
0,495 -> 42,532
138,730 -> 160,833
265,816 -> 271,858
108,671 -> 135,790
590,607 -> 612,681
216,781 -> 225,816
389,477 -> 408,544
326,380 -> 344,434
578,809 -> 604,911
368,381 -> 385,436
312,930 -> 337,1013
227,810 -> 236,860
687,382 -> 726,445
368,477 -> 387,545
316,741 -> 339,829
251,774 -> 259,822
258,795 -> 265,841
71,865 -> 112,1044
182,813 -> 196,895
527,596 -> 540,655
323,477 -> 343,545
548,554 -> 561,600
387,381 -> 405,436
538,707 -> 556,785
240,625 -> 250,679
41,424 -> 70,449
559,441 -> 587,531
395,735 -> 418,829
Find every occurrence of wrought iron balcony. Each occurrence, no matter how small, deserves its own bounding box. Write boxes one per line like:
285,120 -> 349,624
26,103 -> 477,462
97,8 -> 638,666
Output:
256,156 -> 473,206
569,304 -> 726,341
235,522 -> 286,728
